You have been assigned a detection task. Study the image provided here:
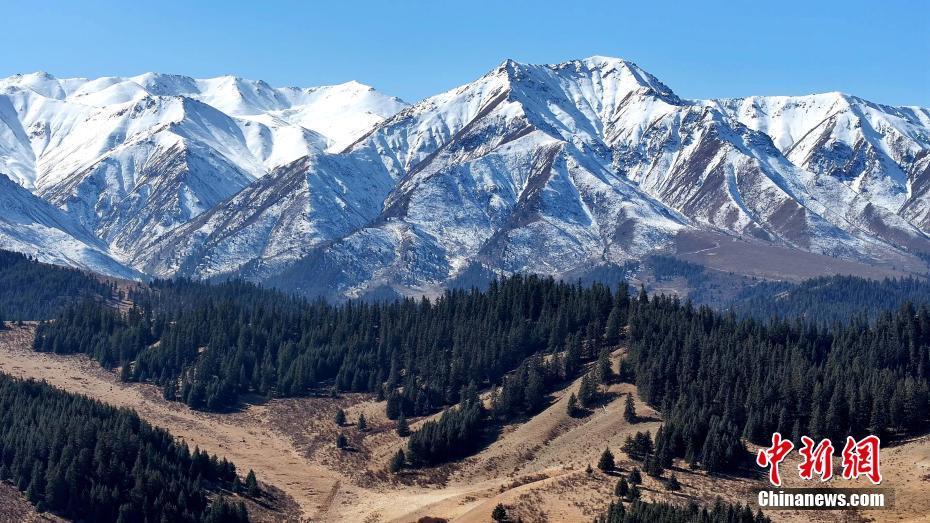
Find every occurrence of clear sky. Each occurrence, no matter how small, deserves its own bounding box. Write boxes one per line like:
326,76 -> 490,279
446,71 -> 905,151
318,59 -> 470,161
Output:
2,0 -> 927,106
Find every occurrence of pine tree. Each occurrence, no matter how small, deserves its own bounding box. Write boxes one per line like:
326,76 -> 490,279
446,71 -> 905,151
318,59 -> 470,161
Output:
598,447 -> 616,472
644,454 -> 664,477
567,393 -> 580,417
336,433 -> 348,450
396,412 -> 410,437
26,465 -> 44,504
623,393 -> 636,423
628,484 -> 641,500
491,503 -> 508,522
389,449 -> 406,473
604,302 -> 625,344
385,392 -> 402,420
578,372 -> 597,408
564,334 -> 582,378
245,469 -> 259,497
614,477 -> 629,497
628,467 -> 642,485
358,413 -> 367,432
869,396 -> 890,439
665,474 -> 681,491
621,431 -> 653,461
617,359 -> 634,383
596,348 -> 613,384
335,409 -> 346,426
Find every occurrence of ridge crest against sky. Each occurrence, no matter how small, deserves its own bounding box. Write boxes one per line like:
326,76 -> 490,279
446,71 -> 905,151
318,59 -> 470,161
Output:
1,0 -> 927,106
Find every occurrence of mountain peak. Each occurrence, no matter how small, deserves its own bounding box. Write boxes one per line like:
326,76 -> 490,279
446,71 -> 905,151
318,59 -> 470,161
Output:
484,56 -> 680,107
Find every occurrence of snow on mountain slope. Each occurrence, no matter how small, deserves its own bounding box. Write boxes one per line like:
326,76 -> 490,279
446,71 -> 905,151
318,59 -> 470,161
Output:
0,60 -> 927,296
260,58 -> 930,298
713,94 -> 930,227
134,148 -> 397,279
0,172 -> 135,278
611,93 -> 930,260
0,72 -> 407,159
133,73 -> 407,151
30,96 -> 263,257
0,71 -> 407,263
146,58 -> 699,296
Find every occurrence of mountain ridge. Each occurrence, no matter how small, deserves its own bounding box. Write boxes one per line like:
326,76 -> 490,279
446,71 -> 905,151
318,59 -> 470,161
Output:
0,57 -> 928,296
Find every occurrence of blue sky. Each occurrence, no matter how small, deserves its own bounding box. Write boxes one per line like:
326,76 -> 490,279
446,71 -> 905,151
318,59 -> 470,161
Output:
3,0 -> 927,105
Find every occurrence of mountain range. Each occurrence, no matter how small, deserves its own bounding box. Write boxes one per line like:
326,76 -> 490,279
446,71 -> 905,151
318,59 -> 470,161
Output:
1,57 -> 928,298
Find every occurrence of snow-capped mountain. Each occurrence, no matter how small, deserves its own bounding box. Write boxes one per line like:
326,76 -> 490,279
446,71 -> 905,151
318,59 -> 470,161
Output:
0,72 -> 406,258
713,94 -> 930,230
0,172 -> 136,278
0,59 -> 928,297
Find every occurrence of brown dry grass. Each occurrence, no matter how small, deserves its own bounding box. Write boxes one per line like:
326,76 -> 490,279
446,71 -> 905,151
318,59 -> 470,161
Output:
2,325 -> 928,522
674,230 -> 924,282
0,481 -> 65,523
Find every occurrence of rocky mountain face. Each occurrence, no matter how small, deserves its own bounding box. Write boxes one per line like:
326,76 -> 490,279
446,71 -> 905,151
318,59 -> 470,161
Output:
0,72 -> 405,274
0,172 -> 136,278
0,60 -> 927,294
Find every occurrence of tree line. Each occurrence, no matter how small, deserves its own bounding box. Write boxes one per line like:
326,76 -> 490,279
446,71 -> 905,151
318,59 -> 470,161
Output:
595,499 -> 770,523
30,270 -> 930,474
629,292 -> 930,472
0,250 -> 115,322
35,276 -> 626,415
0,373 -> 249,522
727,275 -> 930,324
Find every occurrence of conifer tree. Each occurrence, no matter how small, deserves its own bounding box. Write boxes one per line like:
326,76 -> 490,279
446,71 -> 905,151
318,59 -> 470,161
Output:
566,393 -> 580,417
335,409 -> 346,426
644,454 -> 664,477
596,348 -> 613,383
358,413 -> 367,432
578,372 -> 597,408
614,477 -> 629,497
396,412 -> 410,437
598,447 -> 616,472
564,334 -> 582,378
604,304 -> 624,344
389,449 -> 406,473
491,503 -> 508,522
623,393 -> 636,423
617,359 -> 634,383
0,374 -> 248,522
629,467 -> 642,485
245,470 -> 259,497
628,484 -> 641,500
336,433 -> 348,450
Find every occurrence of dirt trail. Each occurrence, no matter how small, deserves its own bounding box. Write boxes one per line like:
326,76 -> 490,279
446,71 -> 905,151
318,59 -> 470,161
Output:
0,324 -> 338,521
3,326 -> 927,522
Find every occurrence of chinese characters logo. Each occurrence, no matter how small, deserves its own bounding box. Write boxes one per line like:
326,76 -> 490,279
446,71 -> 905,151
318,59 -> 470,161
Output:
756,433 -> 882,486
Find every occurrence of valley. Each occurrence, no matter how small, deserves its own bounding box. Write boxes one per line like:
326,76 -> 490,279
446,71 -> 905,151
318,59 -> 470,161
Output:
2,322 -> 926,522
0,4 -> 925,523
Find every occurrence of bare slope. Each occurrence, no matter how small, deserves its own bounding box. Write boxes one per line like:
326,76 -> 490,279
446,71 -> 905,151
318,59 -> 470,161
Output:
1,327 -> 927,522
